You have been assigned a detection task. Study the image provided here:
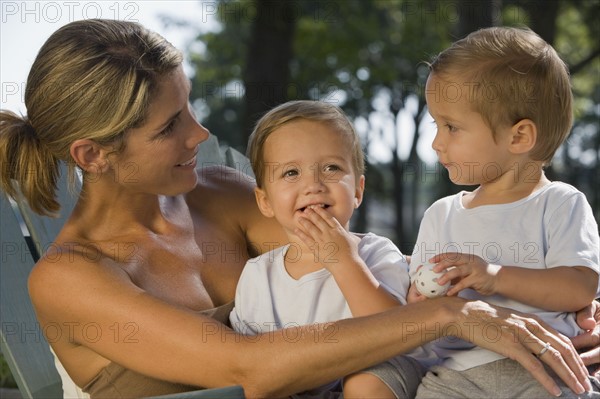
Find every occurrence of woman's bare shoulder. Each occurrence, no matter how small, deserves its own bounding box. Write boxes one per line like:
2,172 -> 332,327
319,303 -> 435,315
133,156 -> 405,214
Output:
194,164 -> 256,195
188,165 -> 257,215
28,240 -> 135,316
189,165 -> 286,255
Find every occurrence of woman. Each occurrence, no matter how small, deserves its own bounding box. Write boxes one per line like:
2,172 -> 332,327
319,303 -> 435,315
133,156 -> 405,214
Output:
0,19 -> 595,398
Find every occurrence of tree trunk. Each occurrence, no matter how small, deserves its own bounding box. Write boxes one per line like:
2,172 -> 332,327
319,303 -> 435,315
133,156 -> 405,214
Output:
243,0 -> 297,141
523,0 -> 559,44
456,0 -> 502,38
409,98 -> 427,242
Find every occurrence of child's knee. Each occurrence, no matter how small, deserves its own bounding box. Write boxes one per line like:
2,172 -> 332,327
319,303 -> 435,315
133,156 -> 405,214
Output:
343,372 -> 395,399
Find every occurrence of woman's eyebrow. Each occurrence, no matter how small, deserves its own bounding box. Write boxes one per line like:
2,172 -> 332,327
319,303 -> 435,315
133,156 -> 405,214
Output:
155,109 -> 182,131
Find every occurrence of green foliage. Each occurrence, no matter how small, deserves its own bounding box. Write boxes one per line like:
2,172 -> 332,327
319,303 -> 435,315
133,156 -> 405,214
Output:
0,352 -> 17,388
189,0 -> 452,148
186,0 -> 600,238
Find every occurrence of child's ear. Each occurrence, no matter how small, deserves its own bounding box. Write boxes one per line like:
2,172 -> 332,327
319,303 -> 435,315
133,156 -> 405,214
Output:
508,119 -> 537,154
254,187 -> 275,218
69,139 -> 111,174
354,175 -> 365,209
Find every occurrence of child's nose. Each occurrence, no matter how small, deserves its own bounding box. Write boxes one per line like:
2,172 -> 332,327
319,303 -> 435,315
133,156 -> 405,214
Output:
431,131 -> 444,152
303,172 -> 326,194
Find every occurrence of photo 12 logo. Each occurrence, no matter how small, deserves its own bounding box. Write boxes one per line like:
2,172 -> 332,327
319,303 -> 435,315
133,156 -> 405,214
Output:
1,2 -> 140,24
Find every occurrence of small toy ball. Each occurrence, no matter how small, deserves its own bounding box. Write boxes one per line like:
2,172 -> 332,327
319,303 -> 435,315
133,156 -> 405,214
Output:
414,261 -> 450,298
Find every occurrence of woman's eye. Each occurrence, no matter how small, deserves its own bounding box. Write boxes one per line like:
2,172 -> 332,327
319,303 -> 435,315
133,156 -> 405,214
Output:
159,117 -> 179,136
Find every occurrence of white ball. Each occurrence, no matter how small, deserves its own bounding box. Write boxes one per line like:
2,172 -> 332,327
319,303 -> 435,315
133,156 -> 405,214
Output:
414,261 -> 450,298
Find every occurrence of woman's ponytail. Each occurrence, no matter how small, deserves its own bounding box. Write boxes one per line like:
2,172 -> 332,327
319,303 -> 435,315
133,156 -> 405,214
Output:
0,110 -> 60,216
1,19 -> 183,217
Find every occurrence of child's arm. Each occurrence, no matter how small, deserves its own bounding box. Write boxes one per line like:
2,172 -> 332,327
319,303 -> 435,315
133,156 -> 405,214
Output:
295,206 -> 401,317
433,253 -> 598,312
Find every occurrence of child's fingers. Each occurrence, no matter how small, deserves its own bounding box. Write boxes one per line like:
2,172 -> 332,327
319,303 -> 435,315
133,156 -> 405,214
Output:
308,206 -> 341,229
437,265 -> 465,285
300,208 -> 331,233
293,227 -> 315,248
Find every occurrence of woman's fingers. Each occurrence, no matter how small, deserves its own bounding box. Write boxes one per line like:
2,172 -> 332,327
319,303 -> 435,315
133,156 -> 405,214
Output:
460,301 -> 590,396
511,348 -> 564,396
579,347 -> 600,372
519,317 -> 591,395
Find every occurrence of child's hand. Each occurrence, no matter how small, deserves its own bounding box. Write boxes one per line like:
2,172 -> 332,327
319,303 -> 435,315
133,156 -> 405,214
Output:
407,281 -> 427,303
294,206 -> 360,270
432,253 -> 501,296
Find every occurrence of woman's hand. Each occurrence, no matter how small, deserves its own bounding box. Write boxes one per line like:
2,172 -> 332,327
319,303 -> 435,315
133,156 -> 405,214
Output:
456,300 -> 592,396
572,300 -> 600,377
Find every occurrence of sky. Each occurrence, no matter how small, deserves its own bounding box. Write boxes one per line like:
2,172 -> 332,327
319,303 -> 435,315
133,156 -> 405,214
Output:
0,0 -> 435,164
1,0 -> 212,113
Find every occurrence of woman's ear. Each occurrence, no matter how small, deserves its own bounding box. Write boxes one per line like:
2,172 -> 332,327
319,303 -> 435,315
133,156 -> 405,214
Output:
354,175 -> 365,209
70,139 -> 111,174
508,119 -> 537,155
254,187 -> 275,218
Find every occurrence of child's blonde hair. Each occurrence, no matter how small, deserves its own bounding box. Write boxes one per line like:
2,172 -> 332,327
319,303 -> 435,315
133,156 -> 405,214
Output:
247,100 -> 365,187
0,19 -> 182,215
429,26 -> 572,164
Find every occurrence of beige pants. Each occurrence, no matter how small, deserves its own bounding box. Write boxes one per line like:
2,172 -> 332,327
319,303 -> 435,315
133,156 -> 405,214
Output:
291,355 -> 426,399
416,358 -> 600,399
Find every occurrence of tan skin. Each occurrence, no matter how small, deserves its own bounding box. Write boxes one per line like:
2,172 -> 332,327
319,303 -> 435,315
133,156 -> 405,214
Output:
27,66 -> 594,397
574,301 -> 600,377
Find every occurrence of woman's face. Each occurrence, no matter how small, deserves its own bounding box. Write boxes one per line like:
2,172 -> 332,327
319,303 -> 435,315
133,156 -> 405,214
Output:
107,65 -> 209,196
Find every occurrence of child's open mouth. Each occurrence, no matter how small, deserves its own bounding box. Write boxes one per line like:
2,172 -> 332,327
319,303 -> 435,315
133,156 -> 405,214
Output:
299,204 -> 330,212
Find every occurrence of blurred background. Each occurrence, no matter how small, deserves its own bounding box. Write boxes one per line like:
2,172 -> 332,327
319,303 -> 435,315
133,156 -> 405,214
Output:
178,0 -> 599,253
1,0 -> 598,254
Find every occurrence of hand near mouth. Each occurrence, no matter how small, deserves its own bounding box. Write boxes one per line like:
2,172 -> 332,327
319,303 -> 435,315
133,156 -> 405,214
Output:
294,206 -> 361,270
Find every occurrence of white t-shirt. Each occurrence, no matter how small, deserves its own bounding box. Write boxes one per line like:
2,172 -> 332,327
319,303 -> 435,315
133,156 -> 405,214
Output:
411,182 -> 600,371
230,232 -> 410,335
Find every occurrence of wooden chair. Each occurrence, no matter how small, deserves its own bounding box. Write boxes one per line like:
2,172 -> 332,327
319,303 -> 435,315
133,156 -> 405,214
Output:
0,135 -> 249,398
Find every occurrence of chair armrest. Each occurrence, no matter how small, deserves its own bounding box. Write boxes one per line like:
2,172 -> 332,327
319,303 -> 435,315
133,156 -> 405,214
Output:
147,385 -> 244,399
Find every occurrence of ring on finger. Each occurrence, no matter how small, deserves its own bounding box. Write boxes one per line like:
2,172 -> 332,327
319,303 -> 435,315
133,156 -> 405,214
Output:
536,342 -> 551,358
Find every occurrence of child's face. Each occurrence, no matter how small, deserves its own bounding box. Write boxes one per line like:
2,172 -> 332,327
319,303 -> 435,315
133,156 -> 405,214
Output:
425,73 -> 514,186
254,119 -> 364,236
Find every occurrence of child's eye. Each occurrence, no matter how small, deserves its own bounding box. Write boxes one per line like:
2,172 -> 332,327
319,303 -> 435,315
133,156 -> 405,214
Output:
324,164 -> 341,173
445,123 -> 458,133
283,169 -> 299,178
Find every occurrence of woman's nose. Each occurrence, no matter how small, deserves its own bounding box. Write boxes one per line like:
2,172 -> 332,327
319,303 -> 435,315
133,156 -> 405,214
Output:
186,104 -> 209,148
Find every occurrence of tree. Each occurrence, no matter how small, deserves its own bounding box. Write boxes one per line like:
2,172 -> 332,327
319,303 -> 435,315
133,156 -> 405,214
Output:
243,0 -> 297,140
186,0 -> 600,246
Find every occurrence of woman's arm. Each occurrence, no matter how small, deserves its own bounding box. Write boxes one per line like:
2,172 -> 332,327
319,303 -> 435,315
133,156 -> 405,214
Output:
434,253 -> 597,312
29,254 -> 590,398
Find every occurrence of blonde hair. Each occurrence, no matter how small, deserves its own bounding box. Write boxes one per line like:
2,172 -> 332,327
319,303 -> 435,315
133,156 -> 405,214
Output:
0,19 -> 182,215
429,26 -> 572,164
247,100 -> 365,187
